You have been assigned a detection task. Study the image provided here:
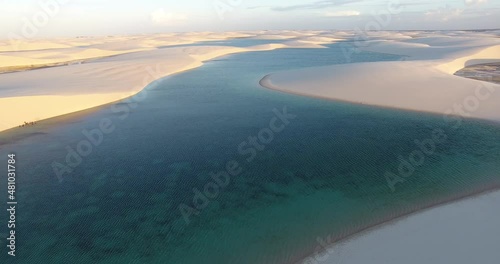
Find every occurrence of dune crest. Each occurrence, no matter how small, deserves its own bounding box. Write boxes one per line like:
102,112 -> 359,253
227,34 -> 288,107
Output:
261,32 -> 500,122
0,31 -> 341,132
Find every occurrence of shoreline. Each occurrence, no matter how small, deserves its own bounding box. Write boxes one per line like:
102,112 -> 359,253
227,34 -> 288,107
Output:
0,93 -> 134,145
293,182 -> 500,264
0,32 -> 341,132
260,74 -> 500,126
259,41 -> 500,122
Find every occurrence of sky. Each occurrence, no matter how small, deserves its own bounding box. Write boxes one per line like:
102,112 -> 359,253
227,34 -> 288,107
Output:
1,0 -> 499,38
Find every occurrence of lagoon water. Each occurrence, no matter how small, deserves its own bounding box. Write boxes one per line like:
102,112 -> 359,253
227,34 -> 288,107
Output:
1,41 -> 500,263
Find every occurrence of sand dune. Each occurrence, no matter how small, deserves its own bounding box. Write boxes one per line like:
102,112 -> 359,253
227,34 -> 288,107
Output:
0,31 -> 335,132
303,190 -> 500,264
0,47 -> 151,69
3,30 -> 500,131
0,93 -> 131,130
261,32 -> 500,122
436,45 -> 500,74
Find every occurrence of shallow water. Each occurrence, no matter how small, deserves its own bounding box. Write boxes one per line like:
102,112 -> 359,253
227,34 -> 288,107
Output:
1,42 -> 500,263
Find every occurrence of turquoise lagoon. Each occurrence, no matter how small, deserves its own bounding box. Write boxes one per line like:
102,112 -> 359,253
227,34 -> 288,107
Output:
1,41 -> 500,263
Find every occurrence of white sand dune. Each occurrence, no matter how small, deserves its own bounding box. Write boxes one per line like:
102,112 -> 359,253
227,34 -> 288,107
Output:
0,47 -> 151,68
0,32 -> 257,70
260,32 -> 500,122
3,31 -> 500,131
0,39 -> 72,52
257,31 -> 500,264
0,31 -> 337,131
251,34 -> 298,40
282,36 -> 342,49
302,190 -> 500,264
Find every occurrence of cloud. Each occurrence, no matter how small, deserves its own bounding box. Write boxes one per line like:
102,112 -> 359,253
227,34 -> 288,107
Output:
151,9 -> 187,25
271,0 -> 364,12
324,10 -> 361,17
464,0 -> 488,6
425,5 -> 464,21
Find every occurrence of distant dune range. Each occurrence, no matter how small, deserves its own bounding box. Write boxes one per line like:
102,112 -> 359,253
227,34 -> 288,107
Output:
3,31 -> 499,131
0,31 -> 342,131
260,31 -> 500,123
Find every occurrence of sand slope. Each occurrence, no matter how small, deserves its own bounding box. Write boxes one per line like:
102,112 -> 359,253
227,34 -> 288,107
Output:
0,31 -> 340,131
261,32 -> 500,122
303,190 -> 500,264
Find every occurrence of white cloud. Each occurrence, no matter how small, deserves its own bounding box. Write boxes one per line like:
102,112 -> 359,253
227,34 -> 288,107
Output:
425,6 -> 464,21
324,10 -> 360,17
465,0 -> 488,6
151,8 -> 187,25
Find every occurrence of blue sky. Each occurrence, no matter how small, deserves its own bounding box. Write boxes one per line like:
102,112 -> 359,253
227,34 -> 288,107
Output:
1,0 -> 499,37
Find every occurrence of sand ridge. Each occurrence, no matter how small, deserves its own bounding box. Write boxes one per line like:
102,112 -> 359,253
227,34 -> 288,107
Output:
260,31 -> 500,122
0,31 -> 342,131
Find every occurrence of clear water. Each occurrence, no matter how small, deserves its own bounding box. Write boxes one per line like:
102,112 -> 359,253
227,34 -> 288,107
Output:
1,42 -> 500,264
